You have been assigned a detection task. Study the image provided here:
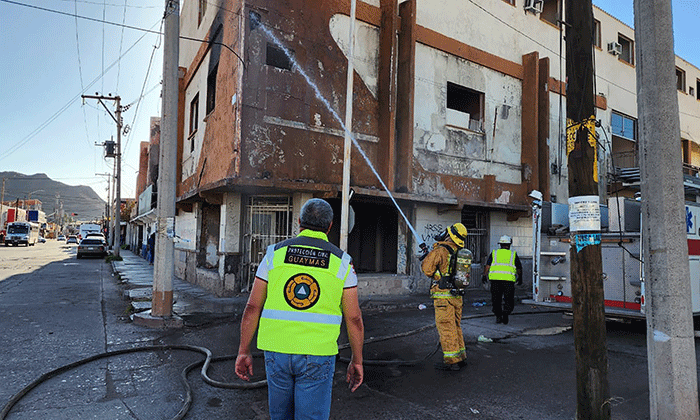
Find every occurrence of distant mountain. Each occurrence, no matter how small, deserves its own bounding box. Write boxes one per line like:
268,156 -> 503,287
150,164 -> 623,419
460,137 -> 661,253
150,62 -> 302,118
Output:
0,172 -> 106,221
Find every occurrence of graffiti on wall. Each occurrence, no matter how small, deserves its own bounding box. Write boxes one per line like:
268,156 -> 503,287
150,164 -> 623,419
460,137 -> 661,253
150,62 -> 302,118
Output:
420,223 -> 446,246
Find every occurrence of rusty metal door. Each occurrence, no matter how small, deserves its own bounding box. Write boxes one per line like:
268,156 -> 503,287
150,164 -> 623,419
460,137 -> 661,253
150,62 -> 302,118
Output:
242,196 -> 293,291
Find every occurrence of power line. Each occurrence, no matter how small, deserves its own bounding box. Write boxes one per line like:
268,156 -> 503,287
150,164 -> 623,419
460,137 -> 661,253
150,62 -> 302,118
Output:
53,0 -> 157,8
74,0 -> 93,149
116,0 -> 128,91
0,17 -> 162,162
123,19 -> 163,158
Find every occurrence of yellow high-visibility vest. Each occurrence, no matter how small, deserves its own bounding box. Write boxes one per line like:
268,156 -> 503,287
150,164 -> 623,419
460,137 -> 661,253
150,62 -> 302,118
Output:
488,249 -> 517,282
257,230 -> 354,356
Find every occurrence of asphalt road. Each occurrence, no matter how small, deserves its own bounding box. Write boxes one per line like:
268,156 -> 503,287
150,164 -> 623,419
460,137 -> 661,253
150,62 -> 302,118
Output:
1,241 -> 699,419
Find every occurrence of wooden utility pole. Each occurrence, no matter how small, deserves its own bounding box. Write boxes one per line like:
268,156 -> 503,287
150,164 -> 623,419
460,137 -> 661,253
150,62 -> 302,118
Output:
82,94 -> 122,257
634,0 -> 699,418
564,1 -> 610,419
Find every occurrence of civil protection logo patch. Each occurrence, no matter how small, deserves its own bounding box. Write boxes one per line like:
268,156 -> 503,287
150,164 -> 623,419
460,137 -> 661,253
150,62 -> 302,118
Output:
284,273 -> 320,310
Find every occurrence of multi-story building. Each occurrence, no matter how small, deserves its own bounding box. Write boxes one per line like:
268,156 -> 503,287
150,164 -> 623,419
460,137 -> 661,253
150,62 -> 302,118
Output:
173,0 -> 700,296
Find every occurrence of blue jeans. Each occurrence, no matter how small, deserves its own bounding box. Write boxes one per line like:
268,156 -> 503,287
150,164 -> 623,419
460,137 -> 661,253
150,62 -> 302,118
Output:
264,351 -> 336,420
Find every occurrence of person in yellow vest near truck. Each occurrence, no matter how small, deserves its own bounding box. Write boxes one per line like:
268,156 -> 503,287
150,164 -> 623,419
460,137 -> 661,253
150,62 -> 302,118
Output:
484,235 -> 522,325
235,198 -> 364,420
421,223 -> 469,371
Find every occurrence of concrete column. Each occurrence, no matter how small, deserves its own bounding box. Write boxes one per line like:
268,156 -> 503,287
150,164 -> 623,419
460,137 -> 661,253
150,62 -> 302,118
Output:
634,0 -> 699,418
151,0 -> 179,318
218,193 -> 241,293
292,193 -> 313,236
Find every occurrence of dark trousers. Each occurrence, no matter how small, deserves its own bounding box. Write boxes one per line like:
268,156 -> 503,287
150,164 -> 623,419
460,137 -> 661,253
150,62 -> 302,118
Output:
490,280 -> 515,316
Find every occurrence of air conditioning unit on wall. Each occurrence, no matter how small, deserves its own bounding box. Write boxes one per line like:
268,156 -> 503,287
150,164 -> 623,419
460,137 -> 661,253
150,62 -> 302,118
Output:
524,0 -> 543,14
608,41 -> 622,56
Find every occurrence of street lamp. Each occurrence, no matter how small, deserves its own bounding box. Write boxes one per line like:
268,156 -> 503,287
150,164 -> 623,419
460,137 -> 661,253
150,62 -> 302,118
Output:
25,190 -> 44,209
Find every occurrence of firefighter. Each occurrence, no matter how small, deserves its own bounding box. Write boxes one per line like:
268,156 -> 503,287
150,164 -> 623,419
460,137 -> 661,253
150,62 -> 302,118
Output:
484,235 -> 522,325
421,223 -> 468,371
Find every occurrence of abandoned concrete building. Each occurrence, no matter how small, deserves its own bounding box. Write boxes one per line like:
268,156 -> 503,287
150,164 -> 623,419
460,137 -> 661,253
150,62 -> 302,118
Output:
160,0 -> 700,297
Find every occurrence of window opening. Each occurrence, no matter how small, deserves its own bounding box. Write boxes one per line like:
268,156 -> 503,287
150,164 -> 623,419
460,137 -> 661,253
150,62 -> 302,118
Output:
266,43 -> 293,71
242,196 -> 293,291
697,79 -> 700,101
618,34 -> 634,65
447,82 -> 484,132
593,19 -> 601,48
207,64 -> 218,115
501,0 -> 515,5
611,111 -> 638,168
198,0 -> 207,26
540,0 -> 560,26
676,67 -> 686,92
189,93 -> 199,152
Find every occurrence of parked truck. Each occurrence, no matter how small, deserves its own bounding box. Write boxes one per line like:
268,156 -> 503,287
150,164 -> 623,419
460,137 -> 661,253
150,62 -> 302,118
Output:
526,197 -> 700,318
5,221 -> 40,247
79,223 -> 102,241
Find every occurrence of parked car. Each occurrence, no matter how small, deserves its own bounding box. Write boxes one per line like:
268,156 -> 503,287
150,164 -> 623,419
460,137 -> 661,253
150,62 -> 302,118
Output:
77,237 -> 107,259
85,233 -> 107,245
57,235 -> 66,241
66,235 -> 78,244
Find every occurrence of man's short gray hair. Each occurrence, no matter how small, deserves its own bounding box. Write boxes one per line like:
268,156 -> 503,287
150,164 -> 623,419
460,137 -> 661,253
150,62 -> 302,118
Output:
299,199 -> 333,232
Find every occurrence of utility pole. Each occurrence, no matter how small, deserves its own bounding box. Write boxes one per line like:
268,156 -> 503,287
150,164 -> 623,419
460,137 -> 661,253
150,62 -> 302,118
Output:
82,94 -> 122,257
151,0 -> 179,318
634,1 -> 699,418
564,1 -> 610,419
340,0 -> 357,252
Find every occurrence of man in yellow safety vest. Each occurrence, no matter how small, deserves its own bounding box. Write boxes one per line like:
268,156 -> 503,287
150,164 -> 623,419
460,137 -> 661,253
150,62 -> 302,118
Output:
235,198 -> 364,420
484,235 -> 522,325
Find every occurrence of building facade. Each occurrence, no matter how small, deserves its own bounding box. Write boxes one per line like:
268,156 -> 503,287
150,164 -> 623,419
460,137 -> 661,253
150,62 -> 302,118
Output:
172,0 -> 700,296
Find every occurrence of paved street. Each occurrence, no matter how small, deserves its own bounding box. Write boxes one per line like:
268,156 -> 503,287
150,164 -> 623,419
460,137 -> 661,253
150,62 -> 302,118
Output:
1,243 -> 699,419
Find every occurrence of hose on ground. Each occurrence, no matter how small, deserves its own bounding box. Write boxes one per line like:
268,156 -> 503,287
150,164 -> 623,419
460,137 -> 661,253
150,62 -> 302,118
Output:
1,308 -> 565,420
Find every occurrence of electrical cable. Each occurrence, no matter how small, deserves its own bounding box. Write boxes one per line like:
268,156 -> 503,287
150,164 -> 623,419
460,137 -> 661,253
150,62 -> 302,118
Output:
115,0 -> 128,92
123,19 -> 164,157
0,16 -> 161,163
0,308 -> 566,419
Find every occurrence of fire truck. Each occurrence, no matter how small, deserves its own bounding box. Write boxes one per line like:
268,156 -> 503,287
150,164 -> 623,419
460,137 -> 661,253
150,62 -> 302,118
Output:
526,197 -> 700,318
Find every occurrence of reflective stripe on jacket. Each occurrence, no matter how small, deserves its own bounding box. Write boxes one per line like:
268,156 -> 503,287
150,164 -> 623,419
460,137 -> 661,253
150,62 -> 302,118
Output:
488,249 -> 517,282
257,229 -> 355,356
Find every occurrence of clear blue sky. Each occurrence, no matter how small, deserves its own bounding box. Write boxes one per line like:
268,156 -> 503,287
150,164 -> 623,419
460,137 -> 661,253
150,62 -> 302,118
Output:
0,0 -> 164,202
0,0 -> 698,203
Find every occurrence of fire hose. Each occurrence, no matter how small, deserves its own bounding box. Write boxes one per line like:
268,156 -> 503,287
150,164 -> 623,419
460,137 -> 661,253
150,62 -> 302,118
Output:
1,309 -> 564,420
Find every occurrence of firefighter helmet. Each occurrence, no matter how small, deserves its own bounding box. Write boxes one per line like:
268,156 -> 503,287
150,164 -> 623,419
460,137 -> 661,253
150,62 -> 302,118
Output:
498,235 -> 513,245
448,223 -> 468,248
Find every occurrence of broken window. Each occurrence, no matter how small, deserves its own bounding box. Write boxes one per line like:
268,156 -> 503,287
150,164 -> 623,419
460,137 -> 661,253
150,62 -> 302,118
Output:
676,67 -> 686,92
447,82 -> 484,132
266,43 -> 293,71
189,93 -> 199,152
206,64 -> 218,115
618,34 -> 634,65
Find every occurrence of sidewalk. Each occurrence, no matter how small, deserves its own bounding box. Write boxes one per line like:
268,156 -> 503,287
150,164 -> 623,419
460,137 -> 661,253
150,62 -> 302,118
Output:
111,250 -> 531,326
